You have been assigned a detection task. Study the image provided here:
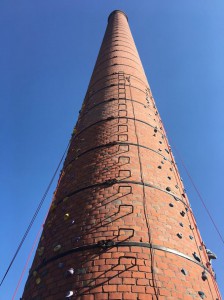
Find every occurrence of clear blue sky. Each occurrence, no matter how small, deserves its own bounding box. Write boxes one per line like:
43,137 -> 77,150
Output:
1,0 -> 223,298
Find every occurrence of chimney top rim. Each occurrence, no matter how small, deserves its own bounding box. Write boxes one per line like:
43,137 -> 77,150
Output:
108,10 -> 128,23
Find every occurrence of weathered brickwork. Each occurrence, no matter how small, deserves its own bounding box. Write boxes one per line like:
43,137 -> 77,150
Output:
22,10 -> 221,300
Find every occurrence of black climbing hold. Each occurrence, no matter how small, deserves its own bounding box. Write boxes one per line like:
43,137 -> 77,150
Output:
193,252 -> 201,262
180,211 -> 185,217
206,249 -> 217,260
202,271 -> 208,281
177,233 -> 183,239
181,268 -> 187,275
198,291 -> 205,299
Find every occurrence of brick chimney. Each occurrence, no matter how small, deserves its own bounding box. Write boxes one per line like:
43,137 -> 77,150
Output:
22,10 -> 221,300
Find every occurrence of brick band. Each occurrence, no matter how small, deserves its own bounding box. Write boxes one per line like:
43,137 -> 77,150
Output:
56,179 -> 188,208
88,71 -> 148,89
35,241 -> 209,273
65,141 -> 172,168
83,98 -> 153,117
75,116 -> 163,138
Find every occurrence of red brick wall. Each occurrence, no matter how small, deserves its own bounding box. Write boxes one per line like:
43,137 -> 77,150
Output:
22,10 -> 221,300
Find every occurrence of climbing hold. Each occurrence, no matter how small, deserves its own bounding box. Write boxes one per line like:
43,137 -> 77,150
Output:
65,291 -> 74,298
67,163 -> 72,169
63,197 -> 69,203
169,203 -> 174,207
97,239 -> 115,248
181,268 -> 187,275
73,236 -> 81,243
179,222 -> 184,227
72,128 -> 77,135
173,196 -> 179,201
206,249 -> 217,260
180,211 -> 185,217
193,252 -> 201,262
165,149 -> 169,154
189,225 -> 194,230
189,235 -> 194,240
158,166 -> 162,169
66,268 -> 75,276
54,245 -> 62,252
37,247 -> 44,256
64,213 -> 70,220
33,271 -> 38,277
47,220 -> 52,228
58,262 -> 64,268
154,127 -> 158,133
166,187 -> 171,192
168,176 -> 171,180
42,269 -> 48,277
198,291 -> 206,299
50,203 -> 57,211
36,277 -> 41,285
177,233 -> 183,239
202,270 -> 208,281
71,220 -> 75,225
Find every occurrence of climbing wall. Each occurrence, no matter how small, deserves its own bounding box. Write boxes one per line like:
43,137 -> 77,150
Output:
22,10 -> 221,300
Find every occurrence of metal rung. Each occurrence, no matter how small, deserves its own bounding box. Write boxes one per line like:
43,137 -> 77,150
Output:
117,228 -> 135,239
118,99 -> 127,104
119,256 -> 136,266
118,125 -> 128,133
118,134 -> 128,142
118,185 -> 132,194
118,169 -> 131,178
118,204 -> 133,214
118,103 -> 127,109
118,144 -> 129,152
118,110 -> 127,117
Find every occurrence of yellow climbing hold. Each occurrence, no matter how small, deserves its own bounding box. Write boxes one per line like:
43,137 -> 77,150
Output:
50,203 -> 57,211
67,164 -> 72,170
33,271 -> 38,277
36,277 -> 41,285
47,220 -> 52,228
64,213 -> 70,220
54,244 -> 62,252
37,247 -> 44,256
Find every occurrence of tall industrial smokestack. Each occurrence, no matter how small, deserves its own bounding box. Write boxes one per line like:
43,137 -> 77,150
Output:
22,10 -> 221,300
